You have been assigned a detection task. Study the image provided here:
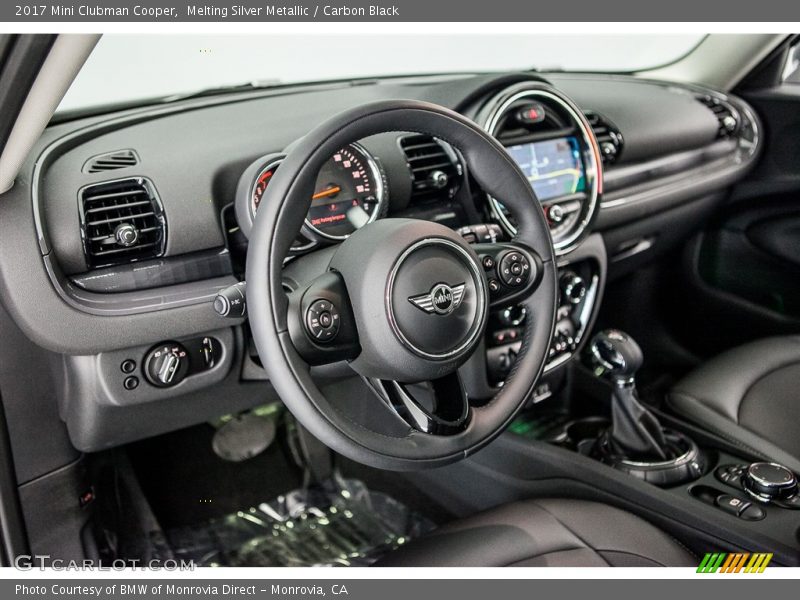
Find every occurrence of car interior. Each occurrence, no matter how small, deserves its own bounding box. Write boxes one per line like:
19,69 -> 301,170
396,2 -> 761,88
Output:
1,32 -> 800,568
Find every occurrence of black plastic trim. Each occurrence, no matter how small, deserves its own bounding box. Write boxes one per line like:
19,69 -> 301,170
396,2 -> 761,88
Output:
0,394 -> 30,565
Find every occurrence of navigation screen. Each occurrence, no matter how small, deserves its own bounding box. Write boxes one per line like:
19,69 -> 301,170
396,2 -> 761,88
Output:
506,137 -> 586,201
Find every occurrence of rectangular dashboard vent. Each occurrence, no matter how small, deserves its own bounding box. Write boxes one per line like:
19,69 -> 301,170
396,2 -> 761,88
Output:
82,149 -> 139,174
79,178 -> 166,269
584,111 -> 623,164
696,94 -> 740,139
400,135 -> 461,200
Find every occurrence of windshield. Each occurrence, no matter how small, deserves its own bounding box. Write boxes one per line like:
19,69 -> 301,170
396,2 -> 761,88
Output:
59,34 -> 705,113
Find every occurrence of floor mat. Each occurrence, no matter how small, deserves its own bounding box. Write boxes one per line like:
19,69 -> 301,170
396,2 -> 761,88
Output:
164,479 -> 435,567
128,421 -> 303,529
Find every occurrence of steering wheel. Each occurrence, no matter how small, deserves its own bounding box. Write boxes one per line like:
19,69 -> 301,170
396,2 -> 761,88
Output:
246,100 -> 557,471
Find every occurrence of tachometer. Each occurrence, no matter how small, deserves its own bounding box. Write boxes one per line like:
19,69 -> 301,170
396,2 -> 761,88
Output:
304,143 -> 384,240
238,143 -> 385,249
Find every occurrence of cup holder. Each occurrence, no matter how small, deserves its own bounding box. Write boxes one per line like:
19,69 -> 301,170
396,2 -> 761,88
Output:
561,416 -> 610,452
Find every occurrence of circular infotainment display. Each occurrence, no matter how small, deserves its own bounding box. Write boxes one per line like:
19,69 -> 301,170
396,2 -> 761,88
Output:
481,83 -> 602,254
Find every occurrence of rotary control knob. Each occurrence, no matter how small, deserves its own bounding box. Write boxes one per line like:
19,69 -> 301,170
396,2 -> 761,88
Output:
742,462 -> 798,502
144,342 -> 190,388
547,204 -> 565,224
560,272 -> 587,305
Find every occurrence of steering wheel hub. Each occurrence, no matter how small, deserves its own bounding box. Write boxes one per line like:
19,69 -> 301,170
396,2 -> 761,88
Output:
387,237 -> 487,361
330,218 -> 488,382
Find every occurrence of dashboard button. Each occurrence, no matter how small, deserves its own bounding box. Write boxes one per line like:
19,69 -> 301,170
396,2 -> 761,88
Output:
120,359 -> 136,374
123,376 -> 139,390
739,504 -> 766,521
716,494 -> 750,516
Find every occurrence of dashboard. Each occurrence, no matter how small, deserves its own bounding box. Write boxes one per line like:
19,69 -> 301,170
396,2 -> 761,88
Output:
0,71 -> 762,453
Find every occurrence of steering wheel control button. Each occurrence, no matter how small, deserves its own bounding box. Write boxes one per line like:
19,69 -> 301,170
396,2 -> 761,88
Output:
144,342 -> 190,388
306,299 -> 340,343
498,251 -> 531,287
120,359 -> 136,374
123,376 -> 139,391
481,255 -> 495,270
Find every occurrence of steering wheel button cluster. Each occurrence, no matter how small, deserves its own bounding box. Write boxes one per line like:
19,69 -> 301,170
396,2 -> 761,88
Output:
306,299 -> 340,343
499,251 -> 531,287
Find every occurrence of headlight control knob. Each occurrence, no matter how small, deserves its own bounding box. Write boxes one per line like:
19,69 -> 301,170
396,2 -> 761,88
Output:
743,462 -> 798,502
144,342 -> 190,388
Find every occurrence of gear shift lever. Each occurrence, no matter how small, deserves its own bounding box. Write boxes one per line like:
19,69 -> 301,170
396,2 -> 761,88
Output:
590,330 -> 669,461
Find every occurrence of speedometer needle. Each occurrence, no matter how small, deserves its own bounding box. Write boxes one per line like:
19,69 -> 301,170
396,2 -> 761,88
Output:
311,185 -> 341,200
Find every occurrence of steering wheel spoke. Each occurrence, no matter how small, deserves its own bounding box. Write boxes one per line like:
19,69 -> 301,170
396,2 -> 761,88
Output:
367,372 -> 470,435
473,242 -> 544,308
285,270 -> 361,366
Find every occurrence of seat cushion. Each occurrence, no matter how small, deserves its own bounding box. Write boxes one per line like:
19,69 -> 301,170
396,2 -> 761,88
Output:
375,498 -> 696,567
668,336 -> 800,473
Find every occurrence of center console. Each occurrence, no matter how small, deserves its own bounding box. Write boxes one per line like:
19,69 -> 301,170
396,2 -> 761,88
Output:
481,233 -> 606,391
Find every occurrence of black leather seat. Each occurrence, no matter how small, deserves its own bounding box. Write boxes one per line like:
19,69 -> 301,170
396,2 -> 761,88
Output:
376,499 -> 695,567
668,336 -> 800,473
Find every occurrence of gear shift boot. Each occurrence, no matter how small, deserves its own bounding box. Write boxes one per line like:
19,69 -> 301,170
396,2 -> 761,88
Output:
588,329 -> 704,485
609,384 -> 669,461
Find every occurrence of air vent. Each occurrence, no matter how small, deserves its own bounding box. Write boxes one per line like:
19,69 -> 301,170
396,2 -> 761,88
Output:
696,95 -> 740,139
584,111 -> 623,164
79,178 -> 166,269
400,135 -> 461,200
82,149 -> 139,174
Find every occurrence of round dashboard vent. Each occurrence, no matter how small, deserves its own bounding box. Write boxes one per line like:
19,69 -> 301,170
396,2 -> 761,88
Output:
78,177 -> 166,269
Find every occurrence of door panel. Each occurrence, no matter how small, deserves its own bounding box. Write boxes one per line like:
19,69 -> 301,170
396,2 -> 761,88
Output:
672,43 -> 800,355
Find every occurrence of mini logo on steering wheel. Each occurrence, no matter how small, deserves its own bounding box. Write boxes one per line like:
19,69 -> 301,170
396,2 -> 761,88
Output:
408,282 -> 466,315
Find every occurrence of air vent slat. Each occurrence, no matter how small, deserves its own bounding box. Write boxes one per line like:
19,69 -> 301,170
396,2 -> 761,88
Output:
83,149 -> 139,174
584,111 -> 623,164
81,189 -> 147,203
400,134 -> 461,201
84,199 -> 152,215
91,241 -> 160,257
410,161 -> 454,173
87,212 -> 156,227
696,94 -> 740,139
79,178 -> 166,269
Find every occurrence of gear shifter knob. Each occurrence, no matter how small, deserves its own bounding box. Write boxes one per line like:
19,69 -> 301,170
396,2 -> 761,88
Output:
590,329 -> 643,384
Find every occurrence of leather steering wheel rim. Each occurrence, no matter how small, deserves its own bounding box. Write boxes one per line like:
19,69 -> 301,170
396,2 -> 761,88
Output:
246,100 -> 557,471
